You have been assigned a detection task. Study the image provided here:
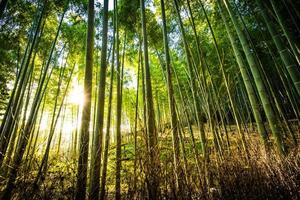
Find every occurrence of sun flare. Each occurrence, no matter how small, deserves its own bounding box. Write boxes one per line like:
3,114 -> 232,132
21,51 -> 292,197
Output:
68,79 -> 84,106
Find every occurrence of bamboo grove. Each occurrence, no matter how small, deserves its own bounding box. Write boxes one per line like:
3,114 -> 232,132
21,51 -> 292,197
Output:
0,0 -> 299,199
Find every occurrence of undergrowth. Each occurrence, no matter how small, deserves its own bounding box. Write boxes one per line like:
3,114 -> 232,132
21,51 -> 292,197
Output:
0,143 -> 299,199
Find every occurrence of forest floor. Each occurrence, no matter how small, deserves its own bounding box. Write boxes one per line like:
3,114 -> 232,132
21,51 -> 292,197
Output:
0,126 -> 299,200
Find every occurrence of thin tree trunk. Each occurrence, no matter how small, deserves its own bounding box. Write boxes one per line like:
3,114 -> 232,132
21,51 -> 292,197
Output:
133,44 -> 141,199
34,63 -> 74,186
99,13 -> 116,200
198,0 -> 249,159
217,1 -> 268,147
270,0 -> 300,65
75,0 -> 94,199
256,0 -> 300,96
2,4 -> 66,198
114,0 -> 122,198
57,103 -> 67,155
140,0 -> 160,198
0,3 -> 45,165
222,0 -> 286,154
160,0 -> 184,195
89,0 -> 108,198
26,96 -> 46,171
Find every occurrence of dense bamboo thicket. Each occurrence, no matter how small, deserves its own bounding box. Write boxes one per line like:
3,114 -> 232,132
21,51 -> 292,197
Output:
0,0 -> 300,199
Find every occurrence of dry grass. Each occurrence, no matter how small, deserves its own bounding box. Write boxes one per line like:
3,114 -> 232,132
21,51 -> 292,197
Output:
215,147 -> 300,200
0,132 -> 300,199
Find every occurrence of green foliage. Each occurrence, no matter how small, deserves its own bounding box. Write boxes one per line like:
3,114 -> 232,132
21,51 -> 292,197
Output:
0,0 -> 300,199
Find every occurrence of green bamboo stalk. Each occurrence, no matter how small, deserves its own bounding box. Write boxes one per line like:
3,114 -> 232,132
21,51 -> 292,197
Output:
222,0 -> 286,154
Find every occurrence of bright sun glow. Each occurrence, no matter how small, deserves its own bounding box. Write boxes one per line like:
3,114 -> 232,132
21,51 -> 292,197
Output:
61,119 -> 74,144
40,112 -> 49,131
69,78 -> 84,106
